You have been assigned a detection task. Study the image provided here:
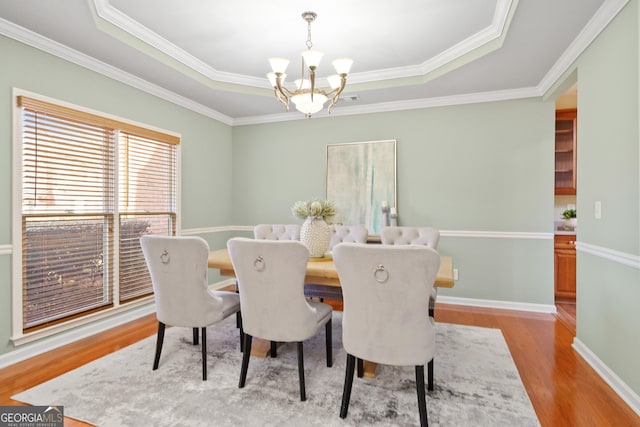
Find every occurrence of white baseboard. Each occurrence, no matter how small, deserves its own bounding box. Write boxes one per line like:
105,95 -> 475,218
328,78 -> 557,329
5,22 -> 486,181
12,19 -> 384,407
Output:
0,304 -> 156,370
437,295 -> 557,314
573,338 -> 640,417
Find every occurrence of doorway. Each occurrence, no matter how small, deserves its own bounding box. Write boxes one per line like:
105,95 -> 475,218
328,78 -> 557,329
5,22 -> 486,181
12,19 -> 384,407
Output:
554,84 -> 577,334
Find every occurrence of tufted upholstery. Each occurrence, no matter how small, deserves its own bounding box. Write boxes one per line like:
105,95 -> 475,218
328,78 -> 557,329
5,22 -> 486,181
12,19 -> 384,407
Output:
302,225 -> 369,301
227,238 -> 333,401
329,225 -> 369,249
381,226 -> 441,318
253,224 -> 301,241
140,235 -> 241,381
333,242 -> 440,426
380,226 -> 440,249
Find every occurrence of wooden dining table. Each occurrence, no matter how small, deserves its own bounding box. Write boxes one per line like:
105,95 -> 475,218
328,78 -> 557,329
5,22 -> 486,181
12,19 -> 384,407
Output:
208,248 -> 454,289
208,248 -> 454,377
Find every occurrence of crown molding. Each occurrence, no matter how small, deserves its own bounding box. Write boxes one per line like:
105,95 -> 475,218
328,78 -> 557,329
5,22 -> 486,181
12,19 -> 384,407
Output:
231,86 -> 541,126
92,0 -> 266,89
2,0 -> 628,126
537,0 -> 629,94
94,0 -> 515,90
0,17 -> 234,126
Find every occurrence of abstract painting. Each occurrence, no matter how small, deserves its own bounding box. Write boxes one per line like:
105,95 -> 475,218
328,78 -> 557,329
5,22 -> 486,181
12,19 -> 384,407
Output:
326,140 -> 396,235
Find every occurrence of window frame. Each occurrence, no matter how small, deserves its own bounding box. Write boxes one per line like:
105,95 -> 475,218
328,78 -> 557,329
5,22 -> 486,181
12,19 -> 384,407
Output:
11,88 -> 181,345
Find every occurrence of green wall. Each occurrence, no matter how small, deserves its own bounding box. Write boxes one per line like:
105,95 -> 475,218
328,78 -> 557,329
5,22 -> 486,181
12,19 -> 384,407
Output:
574,0 -> 640,394
232,100 -> 556,304
1,0 -> 639,407
0,34 -> 233,355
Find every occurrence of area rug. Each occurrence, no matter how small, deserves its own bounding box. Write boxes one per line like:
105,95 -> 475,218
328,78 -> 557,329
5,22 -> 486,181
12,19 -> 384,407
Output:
13,313 -> 540,426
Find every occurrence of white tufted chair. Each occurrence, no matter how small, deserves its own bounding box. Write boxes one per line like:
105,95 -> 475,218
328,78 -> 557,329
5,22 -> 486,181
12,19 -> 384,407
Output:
304,225 -> 369,301
333,242 -> 440,427
328,224 -> 369,249
140,235 -> 241,381
253,224 -> 301,240
227,238 -> 333,401
381,226 -> 441,317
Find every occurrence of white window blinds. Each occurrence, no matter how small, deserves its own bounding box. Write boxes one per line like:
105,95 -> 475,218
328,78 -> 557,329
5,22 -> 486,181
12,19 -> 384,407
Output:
18,95 -> 178,331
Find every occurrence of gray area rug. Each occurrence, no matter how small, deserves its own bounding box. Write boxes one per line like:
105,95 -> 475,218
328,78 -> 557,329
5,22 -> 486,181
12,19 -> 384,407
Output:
14,313 -> 540,426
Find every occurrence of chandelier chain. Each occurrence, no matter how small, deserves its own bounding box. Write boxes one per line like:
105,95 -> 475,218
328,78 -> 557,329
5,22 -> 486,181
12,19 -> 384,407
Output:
306,20 -> 313,50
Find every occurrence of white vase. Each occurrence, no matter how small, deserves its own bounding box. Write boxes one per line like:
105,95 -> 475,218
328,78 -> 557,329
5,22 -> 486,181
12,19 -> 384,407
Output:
300,217 -> 330,257
565,218 -> 577,228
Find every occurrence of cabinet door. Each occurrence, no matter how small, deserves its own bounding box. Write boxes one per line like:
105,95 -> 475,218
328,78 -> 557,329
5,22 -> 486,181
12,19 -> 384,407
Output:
554,245 -> 576,300
555,109 -> 577,195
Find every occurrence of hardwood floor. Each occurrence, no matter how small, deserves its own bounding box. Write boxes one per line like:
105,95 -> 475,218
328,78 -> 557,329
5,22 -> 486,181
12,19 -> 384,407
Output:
1,303 -> 638,426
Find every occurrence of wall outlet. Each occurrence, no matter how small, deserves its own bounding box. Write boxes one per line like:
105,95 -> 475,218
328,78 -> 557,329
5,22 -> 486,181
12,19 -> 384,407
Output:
595,201 -> 602,219
453,268 -> 459,281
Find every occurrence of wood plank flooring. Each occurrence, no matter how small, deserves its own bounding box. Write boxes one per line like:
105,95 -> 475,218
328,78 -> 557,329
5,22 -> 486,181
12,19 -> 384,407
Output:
1,303 -> 638,426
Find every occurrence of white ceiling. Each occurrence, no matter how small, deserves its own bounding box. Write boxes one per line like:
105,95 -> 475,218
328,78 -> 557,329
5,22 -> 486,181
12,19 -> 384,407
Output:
0,0 -> 625,125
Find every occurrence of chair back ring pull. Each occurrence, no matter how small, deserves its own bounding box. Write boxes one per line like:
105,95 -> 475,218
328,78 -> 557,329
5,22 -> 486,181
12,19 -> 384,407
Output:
253,256 -> 266,271
160,250 -> 170,265
374,264 -> 389,283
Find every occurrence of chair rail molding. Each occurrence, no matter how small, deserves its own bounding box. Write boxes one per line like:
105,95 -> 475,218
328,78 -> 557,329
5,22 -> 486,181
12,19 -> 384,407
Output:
0,244 -> 12,256
575,242 -> 640,270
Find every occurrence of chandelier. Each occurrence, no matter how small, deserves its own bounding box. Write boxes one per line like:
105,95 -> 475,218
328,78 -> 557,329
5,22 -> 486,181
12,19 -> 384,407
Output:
267,11 -> 353,118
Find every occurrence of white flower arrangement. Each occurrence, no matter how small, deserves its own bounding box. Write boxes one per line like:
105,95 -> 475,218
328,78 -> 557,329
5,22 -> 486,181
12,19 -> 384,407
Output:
291,199 -> 336,220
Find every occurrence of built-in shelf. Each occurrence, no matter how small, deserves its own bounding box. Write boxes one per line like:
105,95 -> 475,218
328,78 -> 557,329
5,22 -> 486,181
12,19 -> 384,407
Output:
555,109 -> 577,195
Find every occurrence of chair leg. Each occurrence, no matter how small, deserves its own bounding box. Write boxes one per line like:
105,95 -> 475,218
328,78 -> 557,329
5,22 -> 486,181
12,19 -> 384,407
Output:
325,318 -> 333,367
428,358 -> 434,391
153,322 -> 165,370
297,342 -> 306,401
271,341 -> 277,358
340,354 -> 356,419
357,358 -> 364,378
237,312 -> 244,352
201,327 -> 207,381
239,334 -> 253,388
415,365 -> 429,427
192,327 -> 199,345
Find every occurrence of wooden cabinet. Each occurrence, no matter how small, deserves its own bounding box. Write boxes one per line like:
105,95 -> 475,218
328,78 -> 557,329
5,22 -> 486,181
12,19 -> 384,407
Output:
555,109 -> 577,195
554,234 -> 576,300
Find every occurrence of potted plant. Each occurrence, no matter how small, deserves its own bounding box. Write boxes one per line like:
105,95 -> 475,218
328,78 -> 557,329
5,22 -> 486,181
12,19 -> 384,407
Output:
562,208 -> 577,228
292,199 -> 336,257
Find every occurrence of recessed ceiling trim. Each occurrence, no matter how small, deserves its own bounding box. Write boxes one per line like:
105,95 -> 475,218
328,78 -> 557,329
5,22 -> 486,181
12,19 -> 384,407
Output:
0,17 -> 234,125
93,0 -> 267,89
95,0 -> 516,92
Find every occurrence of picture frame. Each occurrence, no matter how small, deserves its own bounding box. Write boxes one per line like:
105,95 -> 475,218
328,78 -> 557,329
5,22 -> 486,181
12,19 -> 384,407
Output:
326,139 -> 397,235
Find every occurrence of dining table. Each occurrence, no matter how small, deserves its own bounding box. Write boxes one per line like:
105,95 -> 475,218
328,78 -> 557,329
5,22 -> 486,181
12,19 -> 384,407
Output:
208,248 -> 454,377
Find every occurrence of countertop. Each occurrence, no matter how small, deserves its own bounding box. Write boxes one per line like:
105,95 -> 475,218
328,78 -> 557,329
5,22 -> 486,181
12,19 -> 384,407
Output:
555,221 -> 576,236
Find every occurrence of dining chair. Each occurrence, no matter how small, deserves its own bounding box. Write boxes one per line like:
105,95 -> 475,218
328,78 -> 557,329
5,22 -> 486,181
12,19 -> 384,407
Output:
253,223 -> 302,355
381,226 -> 441,317
140,235 -> 241,381
227,237 -> 333,401
332,242 -> 441,427
304,224 -> 368,301
253,224 -> 301,240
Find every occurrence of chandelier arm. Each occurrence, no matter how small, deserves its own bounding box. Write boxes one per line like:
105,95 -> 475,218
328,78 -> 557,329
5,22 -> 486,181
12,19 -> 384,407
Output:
327,74 -> 348,113
309,66 -> 316,102
274,75 -> 290,111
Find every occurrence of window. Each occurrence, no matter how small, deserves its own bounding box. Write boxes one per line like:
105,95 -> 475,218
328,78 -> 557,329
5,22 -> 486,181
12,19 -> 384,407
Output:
14,93 -> 179,338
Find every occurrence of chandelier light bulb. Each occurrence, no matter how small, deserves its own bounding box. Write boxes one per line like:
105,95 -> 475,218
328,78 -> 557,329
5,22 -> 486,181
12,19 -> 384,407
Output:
269,57 -> 290,74
327,75 -> 342,90
332,58 -> 353,75
301,50 -> 324,68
